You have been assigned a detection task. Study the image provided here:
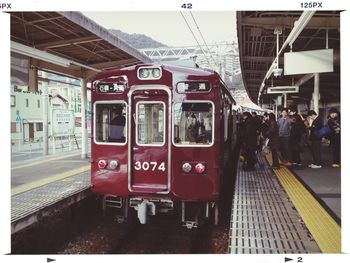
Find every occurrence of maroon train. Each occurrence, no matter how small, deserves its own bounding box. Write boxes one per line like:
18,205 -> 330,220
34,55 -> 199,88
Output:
91,64 -> 237,227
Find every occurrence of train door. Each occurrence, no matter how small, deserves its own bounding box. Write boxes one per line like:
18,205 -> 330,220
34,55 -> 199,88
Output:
128,87 -> 171,194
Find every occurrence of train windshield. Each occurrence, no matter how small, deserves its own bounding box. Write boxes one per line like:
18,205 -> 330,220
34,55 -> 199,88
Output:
173,102 -> 214,146
94,102 -> 127,144
136,102 -> 165,145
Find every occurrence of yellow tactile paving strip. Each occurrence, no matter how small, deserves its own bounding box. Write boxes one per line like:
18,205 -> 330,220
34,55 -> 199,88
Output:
266,154 -> 341,253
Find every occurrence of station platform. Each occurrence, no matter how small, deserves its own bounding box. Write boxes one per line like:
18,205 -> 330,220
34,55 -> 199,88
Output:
11,144 -> 341,255
229,151 -> 341,254
11,152 -> 91,234
289,145 -> 341,222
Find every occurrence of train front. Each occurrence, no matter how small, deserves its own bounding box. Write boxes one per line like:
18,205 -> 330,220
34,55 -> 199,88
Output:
91,64 -> 221,227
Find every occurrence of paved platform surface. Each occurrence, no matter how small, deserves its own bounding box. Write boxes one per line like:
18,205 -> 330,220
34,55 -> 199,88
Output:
289,145 -> 340,222
229,154 -> 321,254
11,151 -> 90,189
11,172 -> 90,233
11,150 -> 91,233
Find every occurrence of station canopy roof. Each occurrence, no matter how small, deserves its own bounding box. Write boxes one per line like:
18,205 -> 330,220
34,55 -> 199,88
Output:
237,11 -> 340,106
10,12 -> 152,80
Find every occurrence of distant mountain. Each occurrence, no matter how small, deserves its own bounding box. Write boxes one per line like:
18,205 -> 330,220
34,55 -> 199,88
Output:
109,29 -> 167,49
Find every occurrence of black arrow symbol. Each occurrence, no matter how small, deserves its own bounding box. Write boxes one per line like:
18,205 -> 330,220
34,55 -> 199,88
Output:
47,258 -> 56,263
285,257 -> 293,262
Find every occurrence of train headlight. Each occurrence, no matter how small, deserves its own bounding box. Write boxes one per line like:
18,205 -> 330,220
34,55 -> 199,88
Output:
137,66 -> 162,80
109,160 -> 119,169
195,163 -> 205,174
139,68 -> 150,78
152,68 -> 161,78
182,162 -> 192,173
98,160 -> 107,169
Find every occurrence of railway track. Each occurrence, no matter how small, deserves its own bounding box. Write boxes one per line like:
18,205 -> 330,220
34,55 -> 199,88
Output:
12,196 -> 231,254
60,212 -> 228,254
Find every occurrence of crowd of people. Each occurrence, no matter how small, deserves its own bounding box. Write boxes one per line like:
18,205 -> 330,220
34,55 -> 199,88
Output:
238,107 -> 341,171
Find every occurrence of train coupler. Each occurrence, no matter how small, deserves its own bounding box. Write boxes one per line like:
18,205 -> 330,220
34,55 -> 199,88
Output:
135,200 -> 156,224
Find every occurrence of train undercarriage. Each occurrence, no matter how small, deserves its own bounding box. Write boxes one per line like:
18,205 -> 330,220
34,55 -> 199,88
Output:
102,195 -> 219,229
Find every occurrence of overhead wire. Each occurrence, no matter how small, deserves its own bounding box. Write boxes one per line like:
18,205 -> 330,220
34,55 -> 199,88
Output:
180,11 -> 213,68
189,11 -> 218,67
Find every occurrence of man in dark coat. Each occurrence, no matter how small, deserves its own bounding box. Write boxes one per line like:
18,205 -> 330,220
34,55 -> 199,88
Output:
265,113 -> 280,169
241,112 -> 258,170
327,108 -> 340,168
307,110 -> 323,168
290,114 -> 305,167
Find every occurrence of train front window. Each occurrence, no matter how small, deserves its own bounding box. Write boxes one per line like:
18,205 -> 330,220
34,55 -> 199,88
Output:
137,102 -> 165,145
94,102 -> 127,144
173,102 -> 214,146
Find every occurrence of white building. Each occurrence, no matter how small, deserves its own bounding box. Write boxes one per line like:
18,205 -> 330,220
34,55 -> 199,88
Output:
10,79 -> 91,145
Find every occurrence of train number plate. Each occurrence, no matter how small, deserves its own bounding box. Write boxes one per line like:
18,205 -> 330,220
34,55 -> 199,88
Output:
134,161 -> 166,172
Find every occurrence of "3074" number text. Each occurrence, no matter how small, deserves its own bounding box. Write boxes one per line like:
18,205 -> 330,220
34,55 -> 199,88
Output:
134,161 -> 166,172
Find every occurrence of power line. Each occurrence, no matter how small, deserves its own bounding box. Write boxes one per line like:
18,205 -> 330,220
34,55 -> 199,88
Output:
179,11 -> 213,68
189,11 -> 218,66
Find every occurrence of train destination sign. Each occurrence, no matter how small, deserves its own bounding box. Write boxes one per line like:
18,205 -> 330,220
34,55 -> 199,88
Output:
267,86 -> 299,94
97,83 -> 125,93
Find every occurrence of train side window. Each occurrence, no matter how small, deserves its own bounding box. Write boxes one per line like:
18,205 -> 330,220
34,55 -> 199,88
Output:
94,102 -> 127,144
136,102 -> 165,146
173,102 -> 214,146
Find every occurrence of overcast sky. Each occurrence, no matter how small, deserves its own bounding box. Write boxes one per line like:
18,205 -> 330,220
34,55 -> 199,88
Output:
83,12 -> 237,47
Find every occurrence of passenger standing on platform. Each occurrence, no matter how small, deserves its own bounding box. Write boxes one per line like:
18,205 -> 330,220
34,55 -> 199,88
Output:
252,112 -> 262,134
290,114 -> 305,168
241,112 -> 258,171
265,113 -> 280,169
307,110 -> 323,168
258,112 -> 270,151
261,112 -> 270,137
327,108 -> 341,168
289,107 -> 297,117
302,114 -> 311,148
277,108 -> 293,166
251,112 -> 262,164
252,112 -> 262,151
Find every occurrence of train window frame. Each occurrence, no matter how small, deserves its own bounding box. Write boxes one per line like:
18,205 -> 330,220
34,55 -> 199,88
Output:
176,82 -> 211,94
93,100 -> 128,146
223,93 -> 231,142
135,101 -> 166,147
172,100 -> 215,148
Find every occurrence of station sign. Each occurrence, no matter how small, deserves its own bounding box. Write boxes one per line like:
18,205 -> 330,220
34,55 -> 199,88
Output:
267,86 -> 299,94
284,49 -> 333,75
52,109 -> 75,136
